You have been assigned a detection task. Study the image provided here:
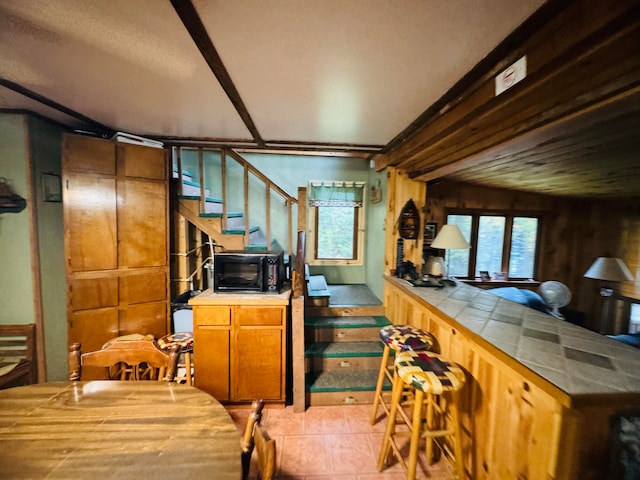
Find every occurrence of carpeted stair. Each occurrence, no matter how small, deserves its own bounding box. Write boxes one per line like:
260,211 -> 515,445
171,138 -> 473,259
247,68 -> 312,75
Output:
305,310 -> 392,406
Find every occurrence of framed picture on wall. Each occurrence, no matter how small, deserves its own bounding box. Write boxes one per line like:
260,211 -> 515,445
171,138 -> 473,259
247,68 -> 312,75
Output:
424,222 -> 437,244
42,173 -> 62,202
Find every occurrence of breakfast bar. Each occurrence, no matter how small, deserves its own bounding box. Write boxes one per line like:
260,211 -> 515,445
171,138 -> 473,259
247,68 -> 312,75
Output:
384,275 -> 640,480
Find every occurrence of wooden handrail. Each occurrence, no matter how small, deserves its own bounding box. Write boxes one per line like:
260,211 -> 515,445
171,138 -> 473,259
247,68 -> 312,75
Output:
225,148 -> 298,207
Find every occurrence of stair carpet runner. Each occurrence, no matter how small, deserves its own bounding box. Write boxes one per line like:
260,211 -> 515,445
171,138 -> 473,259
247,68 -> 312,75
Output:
305,314 -> 392,406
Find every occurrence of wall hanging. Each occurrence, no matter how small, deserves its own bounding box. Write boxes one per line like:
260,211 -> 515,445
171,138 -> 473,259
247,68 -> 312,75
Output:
0,177 -> 26,213
397,198 -> 420,239
370,179 -> 382,204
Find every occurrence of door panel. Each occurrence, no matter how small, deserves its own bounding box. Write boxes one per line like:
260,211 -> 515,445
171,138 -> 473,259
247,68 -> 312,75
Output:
65,174 -> 117,272
63,135 -> 115,175
195,327 -> 230,400
235,328 -> 282,400
69,276 -> 118,311
120,179 -> 167,268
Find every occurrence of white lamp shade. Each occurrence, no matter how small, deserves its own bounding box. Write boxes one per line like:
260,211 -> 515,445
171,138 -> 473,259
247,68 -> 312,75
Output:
584,257 -> 634,282
431,224 -> 470,250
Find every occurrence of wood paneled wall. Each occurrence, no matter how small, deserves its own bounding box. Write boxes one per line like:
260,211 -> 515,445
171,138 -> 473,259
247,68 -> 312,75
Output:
384,167 -> 426,276
425,180 -> 640,331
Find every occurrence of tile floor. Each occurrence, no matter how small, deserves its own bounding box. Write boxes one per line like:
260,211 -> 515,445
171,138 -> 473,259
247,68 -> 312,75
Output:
225,403 -> 456,480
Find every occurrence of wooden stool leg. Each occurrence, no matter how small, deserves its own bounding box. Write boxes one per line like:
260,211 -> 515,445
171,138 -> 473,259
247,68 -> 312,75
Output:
371,345 -> 391,424
377,368 -> 404,471
407,389 -> 424,480
425,392 -> 435,464
184,351 -> 192,386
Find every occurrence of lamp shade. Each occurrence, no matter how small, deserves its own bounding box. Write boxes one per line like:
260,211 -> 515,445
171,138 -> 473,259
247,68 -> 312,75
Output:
431,224 -> 470,250
584,257 -> 634,282
425,256 -> 446,277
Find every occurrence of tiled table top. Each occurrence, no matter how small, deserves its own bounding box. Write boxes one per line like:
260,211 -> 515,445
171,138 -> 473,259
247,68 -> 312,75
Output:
389,277 -> 640,397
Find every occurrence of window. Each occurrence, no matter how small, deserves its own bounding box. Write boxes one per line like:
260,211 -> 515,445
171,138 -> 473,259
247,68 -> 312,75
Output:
307,181 -> 365,265
446,211 -> 540,279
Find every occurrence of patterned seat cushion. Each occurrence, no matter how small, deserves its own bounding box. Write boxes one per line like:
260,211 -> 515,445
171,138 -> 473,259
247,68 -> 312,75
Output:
157,332 -> 194,352
379,324 -> 437,352
395,350 -> 466,395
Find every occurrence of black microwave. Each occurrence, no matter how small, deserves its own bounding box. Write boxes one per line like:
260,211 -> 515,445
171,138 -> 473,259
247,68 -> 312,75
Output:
213,250 -> 286,294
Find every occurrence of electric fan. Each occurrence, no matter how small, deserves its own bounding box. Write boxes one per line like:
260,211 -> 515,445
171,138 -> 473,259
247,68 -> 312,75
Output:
539,281 -> 572,319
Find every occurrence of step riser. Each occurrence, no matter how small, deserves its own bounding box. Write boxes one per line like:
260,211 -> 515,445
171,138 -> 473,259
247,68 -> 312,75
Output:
307,327 -> 382,343
308,390 -> 375,406
306,305 -> 386,317
309,356 -> 383,371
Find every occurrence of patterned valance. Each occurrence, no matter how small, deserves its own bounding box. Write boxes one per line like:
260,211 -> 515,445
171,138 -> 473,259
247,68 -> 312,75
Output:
308,181 -> 365,207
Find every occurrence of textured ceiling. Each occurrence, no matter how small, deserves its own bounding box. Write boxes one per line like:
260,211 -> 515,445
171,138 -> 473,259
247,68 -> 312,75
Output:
2,0 -> 637,199
0,0 -> 543,146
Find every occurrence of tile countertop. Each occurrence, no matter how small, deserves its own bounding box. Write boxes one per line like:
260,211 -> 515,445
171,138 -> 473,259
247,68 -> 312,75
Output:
387,276 -> 640,398
188,287 -> 292,306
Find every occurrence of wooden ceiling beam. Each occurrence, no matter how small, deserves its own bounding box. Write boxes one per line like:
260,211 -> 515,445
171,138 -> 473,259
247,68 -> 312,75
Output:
170,0 -> 266,148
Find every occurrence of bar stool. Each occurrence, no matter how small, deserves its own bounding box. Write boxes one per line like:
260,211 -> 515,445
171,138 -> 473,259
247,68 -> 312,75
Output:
370,324 -> 438,425
377,350 -> 466,480
157,332 -> 194,385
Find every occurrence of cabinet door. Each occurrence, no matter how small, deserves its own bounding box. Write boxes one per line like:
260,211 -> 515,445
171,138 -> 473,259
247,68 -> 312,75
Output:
235,327 -> 283,401
194,327 -> 230,400
65,174 -> 117,272
234,306 -> 285,401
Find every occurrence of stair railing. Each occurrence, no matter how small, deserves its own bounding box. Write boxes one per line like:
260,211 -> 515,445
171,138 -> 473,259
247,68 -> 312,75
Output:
173,146 -> 299,253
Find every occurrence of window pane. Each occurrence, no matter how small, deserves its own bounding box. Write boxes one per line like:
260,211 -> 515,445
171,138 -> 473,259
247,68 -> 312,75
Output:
476,216 -> 505,277
509,217 -> 538,278
447,215 -> 471,276
316,206 -> 355,259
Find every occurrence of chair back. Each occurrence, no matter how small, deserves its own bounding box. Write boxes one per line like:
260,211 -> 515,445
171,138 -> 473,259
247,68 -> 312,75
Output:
241,399 -> 265,480
69,339 -> 180,382
0,324 -> 36,388
253,423 -> 276,480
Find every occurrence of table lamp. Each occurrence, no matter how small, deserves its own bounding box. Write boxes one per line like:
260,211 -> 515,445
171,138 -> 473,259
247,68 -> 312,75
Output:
430,224 -> 470,284
584,257 -> 634,333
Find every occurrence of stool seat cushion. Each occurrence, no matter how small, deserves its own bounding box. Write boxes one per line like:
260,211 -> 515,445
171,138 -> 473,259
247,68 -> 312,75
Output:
157,332 -> 194,352
395,350 -> 465,395
379,324 -> 436,352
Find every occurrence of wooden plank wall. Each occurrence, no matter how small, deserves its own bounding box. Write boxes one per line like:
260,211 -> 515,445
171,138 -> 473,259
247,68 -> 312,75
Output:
425,180 -> 640,331
384,167 -> 426,276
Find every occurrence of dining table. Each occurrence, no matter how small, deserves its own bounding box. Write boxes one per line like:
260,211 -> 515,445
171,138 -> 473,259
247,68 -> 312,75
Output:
0,381 -> 242,479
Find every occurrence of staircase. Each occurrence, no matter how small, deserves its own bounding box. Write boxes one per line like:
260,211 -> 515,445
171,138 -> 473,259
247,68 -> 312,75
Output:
170,147 -> 297,295
304,285 -> 392,406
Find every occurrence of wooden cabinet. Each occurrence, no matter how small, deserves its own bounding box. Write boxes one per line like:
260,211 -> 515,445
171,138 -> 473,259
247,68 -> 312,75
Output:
63,134 -> 169,358
190,291 -> 290,403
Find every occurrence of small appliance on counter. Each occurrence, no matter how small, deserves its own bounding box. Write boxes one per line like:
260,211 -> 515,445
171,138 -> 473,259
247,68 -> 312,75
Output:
213,250 -> 286,294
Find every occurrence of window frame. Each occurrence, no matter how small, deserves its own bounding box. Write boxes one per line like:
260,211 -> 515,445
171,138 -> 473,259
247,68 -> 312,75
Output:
307,182 -> 366,266
446,208 -> 542,280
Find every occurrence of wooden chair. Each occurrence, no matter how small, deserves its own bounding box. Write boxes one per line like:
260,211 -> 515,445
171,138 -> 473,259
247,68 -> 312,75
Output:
241,399 -> 276,480
68,338 -> 180,382
0,324 -> 36,389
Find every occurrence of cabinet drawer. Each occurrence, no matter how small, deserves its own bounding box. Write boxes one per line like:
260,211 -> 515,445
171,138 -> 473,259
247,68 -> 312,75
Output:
194,307 -> 231,326
237,306 -> 283,326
